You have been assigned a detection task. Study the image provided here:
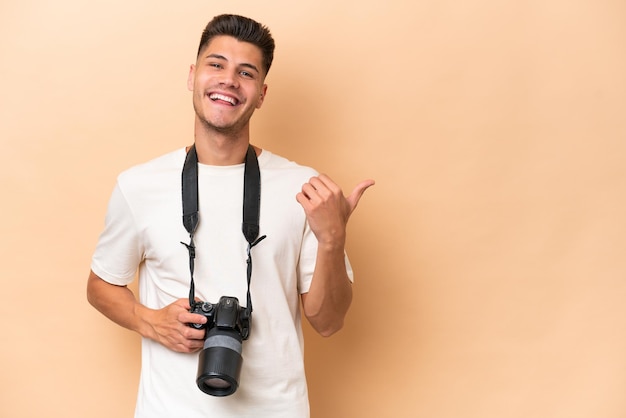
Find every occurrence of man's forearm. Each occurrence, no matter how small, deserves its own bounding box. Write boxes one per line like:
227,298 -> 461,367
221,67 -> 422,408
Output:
301,244 -> 353,337
86,270 -> 152,337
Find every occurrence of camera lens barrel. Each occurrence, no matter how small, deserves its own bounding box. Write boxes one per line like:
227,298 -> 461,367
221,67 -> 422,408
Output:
196,327 -> 243,396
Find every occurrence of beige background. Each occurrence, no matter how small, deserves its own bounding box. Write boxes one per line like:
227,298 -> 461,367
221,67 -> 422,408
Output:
2,0 -> 625,417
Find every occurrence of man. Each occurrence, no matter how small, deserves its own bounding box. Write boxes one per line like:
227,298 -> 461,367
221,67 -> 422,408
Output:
87,14 -> 374,418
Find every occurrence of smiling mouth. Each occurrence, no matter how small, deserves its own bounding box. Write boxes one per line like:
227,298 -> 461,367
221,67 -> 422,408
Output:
209,93 -> 238,106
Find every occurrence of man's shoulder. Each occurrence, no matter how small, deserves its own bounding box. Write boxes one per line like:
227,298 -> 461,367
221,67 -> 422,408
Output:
117,148 -> 186,184
260,150 -> 318,178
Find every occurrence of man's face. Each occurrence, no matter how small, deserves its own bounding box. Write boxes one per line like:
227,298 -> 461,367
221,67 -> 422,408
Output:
188,35 -> 267,135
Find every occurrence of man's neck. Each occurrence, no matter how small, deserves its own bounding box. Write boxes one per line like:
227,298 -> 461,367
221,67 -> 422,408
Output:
192,122 -> 251,166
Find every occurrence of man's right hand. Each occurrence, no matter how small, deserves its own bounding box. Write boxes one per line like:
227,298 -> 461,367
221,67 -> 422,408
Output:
87,271 -> 207,353
144,298 -> 208,353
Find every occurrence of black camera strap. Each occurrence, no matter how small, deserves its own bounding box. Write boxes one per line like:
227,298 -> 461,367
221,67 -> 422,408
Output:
181,144 -> 266,321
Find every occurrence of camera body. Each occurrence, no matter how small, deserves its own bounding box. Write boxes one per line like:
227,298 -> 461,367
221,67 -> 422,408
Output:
189,296 -> 251,396
190,296 -> 251,339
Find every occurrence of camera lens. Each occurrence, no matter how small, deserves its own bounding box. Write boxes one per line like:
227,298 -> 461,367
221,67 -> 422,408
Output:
196,327 -> 243,396
203,377 -> 232,389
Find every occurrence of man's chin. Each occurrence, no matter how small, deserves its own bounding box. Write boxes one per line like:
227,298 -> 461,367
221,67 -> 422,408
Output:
198,113 -> 253,134
199,119 -> 246,135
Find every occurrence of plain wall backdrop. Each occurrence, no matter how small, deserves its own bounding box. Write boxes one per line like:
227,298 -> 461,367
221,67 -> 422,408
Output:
2,1 -> 625,417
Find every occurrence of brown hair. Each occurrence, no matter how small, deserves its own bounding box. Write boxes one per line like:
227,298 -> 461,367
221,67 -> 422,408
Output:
197,14 -> 275,76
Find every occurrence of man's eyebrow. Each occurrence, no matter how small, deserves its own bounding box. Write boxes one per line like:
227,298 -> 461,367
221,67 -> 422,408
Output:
204,53 -> 260,74
240,62 -> 260,74
206,53 -> 227,61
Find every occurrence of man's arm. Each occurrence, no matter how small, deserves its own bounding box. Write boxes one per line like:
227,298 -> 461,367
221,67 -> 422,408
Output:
300,244 -> 353,337
296,174 -> 374,337
86,270 -> 207,352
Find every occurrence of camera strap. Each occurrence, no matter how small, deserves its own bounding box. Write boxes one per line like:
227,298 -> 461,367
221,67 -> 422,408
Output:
181,144 -> 266,320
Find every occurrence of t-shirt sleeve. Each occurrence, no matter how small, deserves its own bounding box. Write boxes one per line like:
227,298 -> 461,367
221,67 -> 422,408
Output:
90,181 -> 144,286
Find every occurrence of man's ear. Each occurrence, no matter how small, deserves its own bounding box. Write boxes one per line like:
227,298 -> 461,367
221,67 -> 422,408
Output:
187,64 -> 196,91
256,84 -> 268,109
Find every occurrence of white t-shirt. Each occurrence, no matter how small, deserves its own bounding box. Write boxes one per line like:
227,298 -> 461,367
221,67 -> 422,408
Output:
91,148 -> 352,418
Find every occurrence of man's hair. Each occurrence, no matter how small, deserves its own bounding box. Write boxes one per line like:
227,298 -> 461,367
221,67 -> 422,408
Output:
197,14 -> 275,76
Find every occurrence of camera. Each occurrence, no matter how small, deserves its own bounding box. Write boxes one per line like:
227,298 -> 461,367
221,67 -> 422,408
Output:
190,296 -> 251,396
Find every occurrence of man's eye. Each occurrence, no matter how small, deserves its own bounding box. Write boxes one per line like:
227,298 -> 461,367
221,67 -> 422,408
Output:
240,71 -> 253,78
209,63 -> 222,69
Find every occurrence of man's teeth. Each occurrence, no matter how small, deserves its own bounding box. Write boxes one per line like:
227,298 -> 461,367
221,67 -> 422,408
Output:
209,93 -> 237,105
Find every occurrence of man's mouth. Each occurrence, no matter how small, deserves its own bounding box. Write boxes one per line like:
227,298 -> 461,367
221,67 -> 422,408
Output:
209,93 -> 238,106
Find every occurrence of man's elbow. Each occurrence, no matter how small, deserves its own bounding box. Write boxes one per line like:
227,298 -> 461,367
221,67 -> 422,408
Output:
86,270 -> 112,309
316,320 -> 344,338
304,309 -> 346,337
301,289 -> 352,337
86,272 -> 98,307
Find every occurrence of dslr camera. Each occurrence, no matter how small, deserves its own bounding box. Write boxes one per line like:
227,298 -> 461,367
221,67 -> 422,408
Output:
189,296 -> 251,396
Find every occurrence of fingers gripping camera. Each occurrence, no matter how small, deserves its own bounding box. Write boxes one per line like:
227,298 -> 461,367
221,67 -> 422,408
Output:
189,296 -> 251,396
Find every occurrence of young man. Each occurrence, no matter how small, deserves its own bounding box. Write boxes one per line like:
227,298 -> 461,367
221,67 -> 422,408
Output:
87,14 -> 373,418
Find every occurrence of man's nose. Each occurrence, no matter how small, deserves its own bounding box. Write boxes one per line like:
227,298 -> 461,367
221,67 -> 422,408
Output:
217,69 -> 239,88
